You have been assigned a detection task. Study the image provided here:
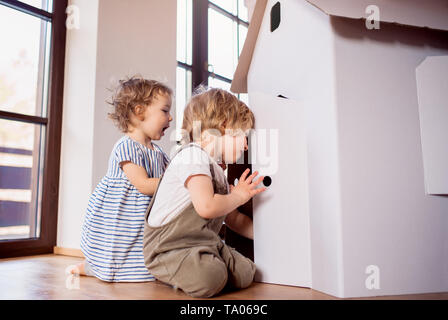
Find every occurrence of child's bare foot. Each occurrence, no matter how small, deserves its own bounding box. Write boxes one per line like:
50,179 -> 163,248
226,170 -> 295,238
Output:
65,261 -> 87,276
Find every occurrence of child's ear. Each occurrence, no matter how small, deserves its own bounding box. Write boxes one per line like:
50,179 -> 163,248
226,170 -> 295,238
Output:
134,105 -> 146,120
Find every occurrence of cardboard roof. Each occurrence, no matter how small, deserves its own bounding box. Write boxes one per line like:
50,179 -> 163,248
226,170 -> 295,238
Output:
231,0 -> 448,93
307,0 -> 448,32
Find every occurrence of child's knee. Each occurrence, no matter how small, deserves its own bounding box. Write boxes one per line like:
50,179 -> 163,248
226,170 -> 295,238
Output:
183,255 -> 228,298
230,258 -> 256,289
221,245 -> 256,289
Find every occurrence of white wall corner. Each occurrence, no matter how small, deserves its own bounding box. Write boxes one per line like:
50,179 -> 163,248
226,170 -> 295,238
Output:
58,0 -> 100,249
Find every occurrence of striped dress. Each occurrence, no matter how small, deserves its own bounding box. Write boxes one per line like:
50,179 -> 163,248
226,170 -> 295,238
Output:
81,135 -> 169,282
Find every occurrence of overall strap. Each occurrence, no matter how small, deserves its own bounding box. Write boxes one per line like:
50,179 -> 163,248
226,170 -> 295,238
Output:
144,143 -> 213,221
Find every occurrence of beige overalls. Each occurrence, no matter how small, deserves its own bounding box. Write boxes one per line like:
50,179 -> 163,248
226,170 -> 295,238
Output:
142,144 -> 256,298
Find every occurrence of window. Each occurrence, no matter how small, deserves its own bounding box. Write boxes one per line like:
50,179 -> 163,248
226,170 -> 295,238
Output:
176,0 -> 249,141
176,0 -> 193,142
0,0 -> 67,257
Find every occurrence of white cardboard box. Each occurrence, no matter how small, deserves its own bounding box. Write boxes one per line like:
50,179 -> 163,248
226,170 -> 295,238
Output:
232,0 -> 448,298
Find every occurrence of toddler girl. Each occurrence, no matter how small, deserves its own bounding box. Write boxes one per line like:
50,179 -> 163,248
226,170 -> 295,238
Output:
69,76 -> 173,282
143,88 -> 266,297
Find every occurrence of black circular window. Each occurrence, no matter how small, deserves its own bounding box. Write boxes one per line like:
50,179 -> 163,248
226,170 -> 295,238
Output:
263,176 -> 272,187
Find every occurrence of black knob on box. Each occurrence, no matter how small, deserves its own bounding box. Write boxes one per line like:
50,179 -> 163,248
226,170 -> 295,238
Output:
263,176 -> 272,187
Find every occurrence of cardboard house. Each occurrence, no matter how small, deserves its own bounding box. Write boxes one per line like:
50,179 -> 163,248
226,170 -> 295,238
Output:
231,0 -> 448,298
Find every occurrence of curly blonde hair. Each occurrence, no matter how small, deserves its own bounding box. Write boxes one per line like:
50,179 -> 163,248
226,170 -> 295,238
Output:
181,87 -> 254,144
108,76 -> 173,133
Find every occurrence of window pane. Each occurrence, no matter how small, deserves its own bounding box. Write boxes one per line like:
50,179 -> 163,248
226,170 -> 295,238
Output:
17,0 -> 53,12
239,93 -> 249,105
176,67 -> 192,142
238,0 -> 248,22
209,0 -> 237,15
208,77 -> 231,91
208,8 -> 238,80
0,4 -> 52,117
238,24 -> 248,57
177,0 -> 192,65
0,119 -> 45,240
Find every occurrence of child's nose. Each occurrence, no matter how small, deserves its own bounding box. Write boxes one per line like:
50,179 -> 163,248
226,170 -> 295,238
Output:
169,114 -> 173,122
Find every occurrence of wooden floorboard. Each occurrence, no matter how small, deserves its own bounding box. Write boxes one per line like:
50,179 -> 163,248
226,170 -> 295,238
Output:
0,254 -> 446,300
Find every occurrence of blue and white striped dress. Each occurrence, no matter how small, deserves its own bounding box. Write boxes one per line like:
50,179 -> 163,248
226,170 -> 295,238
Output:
81,135 -> 169,282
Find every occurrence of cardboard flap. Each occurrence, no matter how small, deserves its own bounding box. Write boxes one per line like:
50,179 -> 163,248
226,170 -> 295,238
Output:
416,56 -> 448,195
231,0 -> 268,93
306,0 -> 448,31
250,92 -> 311,287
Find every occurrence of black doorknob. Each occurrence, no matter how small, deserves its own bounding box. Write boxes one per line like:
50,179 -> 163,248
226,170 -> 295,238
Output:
263,176 -> 272,187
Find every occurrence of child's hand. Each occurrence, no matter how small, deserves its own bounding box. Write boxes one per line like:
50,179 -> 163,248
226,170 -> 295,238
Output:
230,169 -> 266,205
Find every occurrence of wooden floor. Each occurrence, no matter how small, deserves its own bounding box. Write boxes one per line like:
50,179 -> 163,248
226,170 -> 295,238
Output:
0,254 -> 447,300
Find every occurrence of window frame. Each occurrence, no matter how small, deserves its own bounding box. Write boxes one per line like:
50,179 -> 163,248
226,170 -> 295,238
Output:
176,0 -> 249,142
190,0 -> 249,89
0,0 -> 67,258
176,0 -> 249,92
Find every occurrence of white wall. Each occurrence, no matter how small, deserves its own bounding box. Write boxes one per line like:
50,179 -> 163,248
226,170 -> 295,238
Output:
92,0 -> 177,187
57,0 -> 177,250
57,0 -> 99,249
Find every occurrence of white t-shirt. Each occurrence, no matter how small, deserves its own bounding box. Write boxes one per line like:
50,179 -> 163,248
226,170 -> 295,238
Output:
147,143 -> 229,227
